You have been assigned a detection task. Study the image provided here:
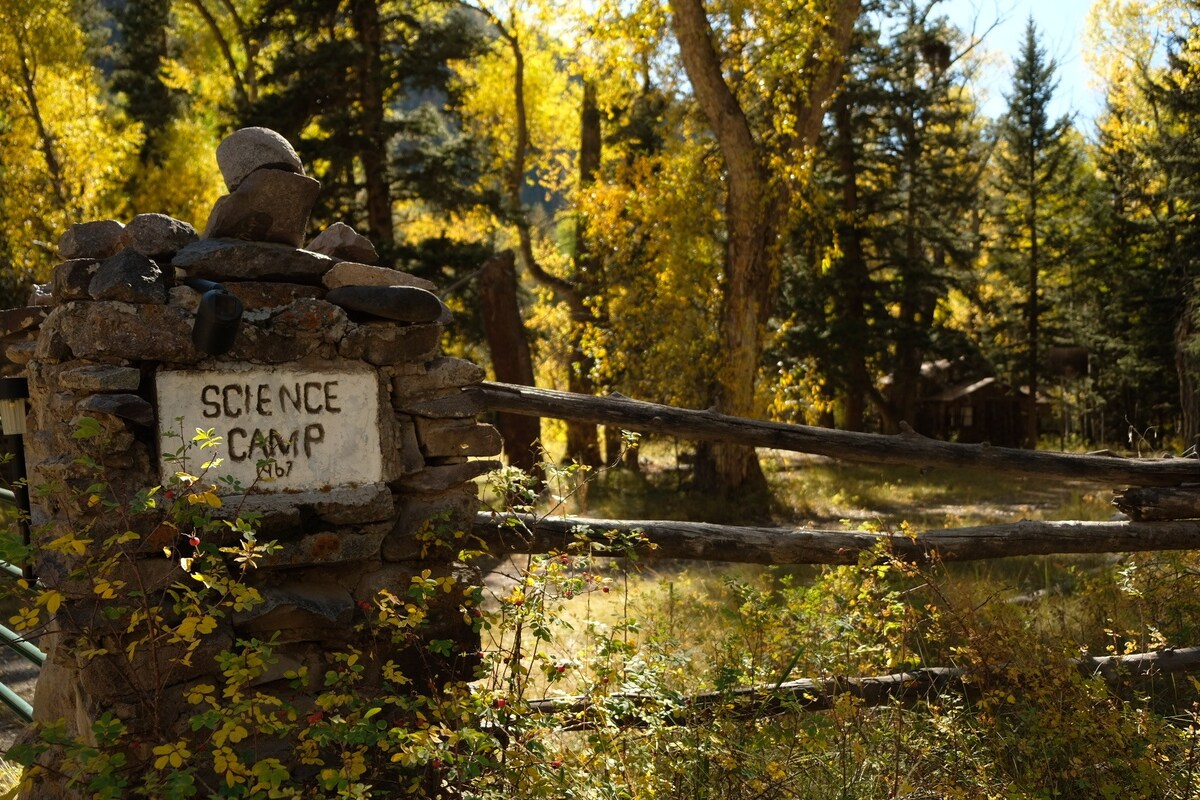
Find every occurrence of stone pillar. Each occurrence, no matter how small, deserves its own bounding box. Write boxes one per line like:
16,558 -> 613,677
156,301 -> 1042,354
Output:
11,129 -> 500,796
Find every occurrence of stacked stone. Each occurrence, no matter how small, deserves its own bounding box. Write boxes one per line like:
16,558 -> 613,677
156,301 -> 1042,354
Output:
13,127 -> 500,792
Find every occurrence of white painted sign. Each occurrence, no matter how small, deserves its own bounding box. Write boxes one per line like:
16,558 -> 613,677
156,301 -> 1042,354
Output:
156,366 -> 383,492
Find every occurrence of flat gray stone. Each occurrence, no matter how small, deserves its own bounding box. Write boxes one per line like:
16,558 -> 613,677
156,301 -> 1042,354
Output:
323,262 -> 435,292
76,393 -> 155,427
51,259 -> 99,302
216,127 -> 305,191
326,285 -> 444,323
58,364 -> 141,392
202,169 -> 320,247
53,302 -> 201,363
0,306 -> 47,338
174,238 -> 337,285
392,459 -> 499,493
397,390 -> 487,419
121,213 -> 198,258
307,223 -> 378,264
312,484 -> 395,525
259,524 -> 389,568
390,358 -> 486,399
415,418 -> 502,458
221,485 -> 392,530
59,220 -> 125,260
338,321 -> 441,365
225,282 -> 324,311
89,250 -> 168,304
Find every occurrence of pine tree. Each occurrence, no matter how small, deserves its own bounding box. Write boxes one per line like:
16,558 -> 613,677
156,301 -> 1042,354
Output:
777,0 -> 985,433
989,18 -> 1081,448
243,0 -> 489,264
1146,13 -> 1200,445
111,0 -> 182,163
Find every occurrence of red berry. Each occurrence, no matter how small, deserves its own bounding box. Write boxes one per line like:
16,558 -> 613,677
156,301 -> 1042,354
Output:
188,535 -> 201,547
551,760 -> 562,769
431,758 -> 444,769
306,711 -> 324,724
556,665 -> 566,673
494,698 -> 506,709
601,586 -> 610,593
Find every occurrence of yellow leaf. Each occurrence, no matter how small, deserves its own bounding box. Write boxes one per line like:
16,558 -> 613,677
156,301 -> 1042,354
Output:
187,490 -> 223,508
41,591 -> 63,615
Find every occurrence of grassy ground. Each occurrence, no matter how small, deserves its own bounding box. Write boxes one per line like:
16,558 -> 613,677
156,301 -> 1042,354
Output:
473,445 -> 1200,798
478,443 -> 1125,698
0,444 -> 1162,796
569,442 -> 1115,528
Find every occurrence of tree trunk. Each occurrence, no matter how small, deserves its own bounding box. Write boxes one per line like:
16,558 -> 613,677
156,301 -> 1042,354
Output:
352,0 -> 394,250
565,80 -> 603,467
889,101 -> 926,434
668,0 -> 774,494
13,29 -> 69,213
1025,148 -> 1040,449
832,94 -> 872,432
1177,298 -> 1200,448
479,251 -> 542,475
668,0 -> 859,492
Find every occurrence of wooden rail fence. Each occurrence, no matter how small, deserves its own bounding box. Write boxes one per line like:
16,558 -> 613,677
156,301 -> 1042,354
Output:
471,381 -> 1200,715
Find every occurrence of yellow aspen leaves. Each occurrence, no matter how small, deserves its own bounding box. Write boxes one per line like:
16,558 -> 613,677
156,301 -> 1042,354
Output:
187,489 -> 223,508
151,741 -> 192,770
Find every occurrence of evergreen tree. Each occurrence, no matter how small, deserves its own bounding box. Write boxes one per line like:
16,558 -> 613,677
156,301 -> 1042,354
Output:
1086,92 -> 1179,444
243,0 -> 490,265
111,0 -> 182,163
777,0 -> 985,433
989,18 -> 1082,448
1145,10 -> 1200,445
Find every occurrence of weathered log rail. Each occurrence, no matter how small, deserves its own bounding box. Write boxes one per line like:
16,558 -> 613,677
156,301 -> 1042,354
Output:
521,646 -> 1200,727
475,512 -> 1200,565
473,382 -> 1200,488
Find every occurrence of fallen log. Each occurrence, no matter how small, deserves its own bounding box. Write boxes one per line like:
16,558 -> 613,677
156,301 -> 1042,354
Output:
471,382 -> 1200,486
521,646 -> 1200,728
1113,486 -> 1200,521
474,512 -> 1200,565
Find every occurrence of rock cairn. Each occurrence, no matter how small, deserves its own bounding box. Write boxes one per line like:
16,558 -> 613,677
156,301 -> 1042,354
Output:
9,128 -> 500,795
